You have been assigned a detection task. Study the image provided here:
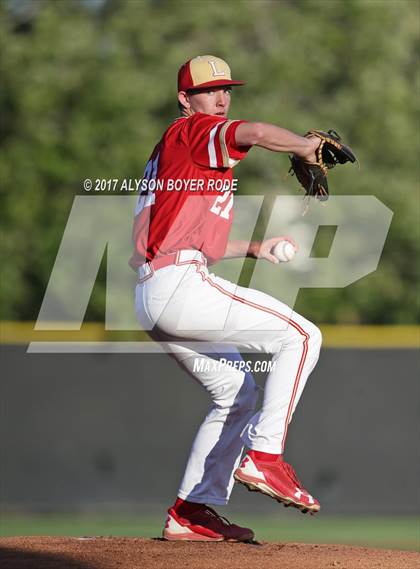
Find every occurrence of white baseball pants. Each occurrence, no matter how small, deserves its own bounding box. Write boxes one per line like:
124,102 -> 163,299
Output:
135,251 -> 322,506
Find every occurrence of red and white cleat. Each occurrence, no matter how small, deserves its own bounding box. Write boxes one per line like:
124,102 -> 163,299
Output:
234,451 -> 320,514
162,505 -> 254,542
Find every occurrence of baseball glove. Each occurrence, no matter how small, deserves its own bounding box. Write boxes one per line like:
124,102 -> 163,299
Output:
289,130 -> 357,201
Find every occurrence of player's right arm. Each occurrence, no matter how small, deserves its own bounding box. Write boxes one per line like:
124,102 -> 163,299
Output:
234,122 -> 319,162
224,237 -> 297,264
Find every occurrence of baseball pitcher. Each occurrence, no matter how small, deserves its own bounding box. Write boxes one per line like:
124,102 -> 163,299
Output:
130,55 -> 353,542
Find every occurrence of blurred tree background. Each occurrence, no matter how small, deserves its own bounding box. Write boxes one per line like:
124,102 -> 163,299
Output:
0,0 -> 419,323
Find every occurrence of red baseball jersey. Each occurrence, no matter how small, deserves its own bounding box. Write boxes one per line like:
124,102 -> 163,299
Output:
129,113 -> 251,269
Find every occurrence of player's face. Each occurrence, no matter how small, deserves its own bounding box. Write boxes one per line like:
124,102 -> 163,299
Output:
183,87 -> 232,117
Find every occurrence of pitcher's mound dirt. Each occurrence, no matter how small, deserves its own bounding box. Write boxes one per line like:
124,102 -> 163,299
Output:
0,537 -> 419,569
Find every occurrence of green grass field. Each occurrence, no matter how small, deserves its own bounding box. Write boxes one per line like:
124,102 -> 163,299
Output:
1,514 -> 418,551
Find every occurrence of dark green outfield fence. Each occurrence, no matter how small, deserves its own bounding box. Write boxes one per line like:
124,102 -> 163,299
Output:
1,344 -> 419,515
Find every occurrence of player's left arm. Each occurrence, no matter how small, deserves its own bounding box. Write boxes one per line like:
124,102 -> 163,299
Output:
224,122 -> 310,262
235,122 -> 319,161
224,237 -> 297,264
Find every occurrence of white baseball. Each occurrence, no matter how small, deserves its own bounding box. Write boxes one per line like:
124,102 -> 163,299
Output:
272,240 -> 296,262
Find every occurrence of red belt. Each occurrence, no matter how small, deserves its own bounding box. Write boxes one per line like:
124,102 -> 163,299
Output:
137,250 -> 207,283
146,252 -> 179,271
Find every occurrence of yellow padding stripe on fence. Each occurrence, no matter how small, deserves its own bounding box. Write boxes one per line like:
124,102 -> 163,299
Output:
319,325 -> 419,348
0,322 -> 419,348
0,322 -> 150,344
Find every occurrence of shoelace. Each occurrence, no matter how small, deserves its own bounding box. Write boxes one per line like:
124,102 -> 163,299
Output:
202,506 -> 233,528
283,461 -> 304,489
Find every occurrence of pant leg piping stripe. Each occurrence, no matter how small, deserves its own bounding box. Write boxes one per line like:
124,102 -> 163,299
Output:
194,266 -> 310,452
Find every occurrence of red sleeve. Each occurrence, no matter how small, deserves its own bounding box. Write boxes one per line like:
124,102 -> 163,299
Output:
187,113 -> 251,169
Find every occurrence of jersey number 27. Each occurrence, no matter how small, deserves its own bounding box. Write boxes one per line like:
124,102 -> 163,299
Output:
210,191 -> 233,220
134,153 -> 160,216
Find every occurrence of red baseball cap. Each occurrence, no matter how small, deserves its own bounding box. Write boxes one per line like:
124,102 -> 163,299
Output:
178,55 -> 245,92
